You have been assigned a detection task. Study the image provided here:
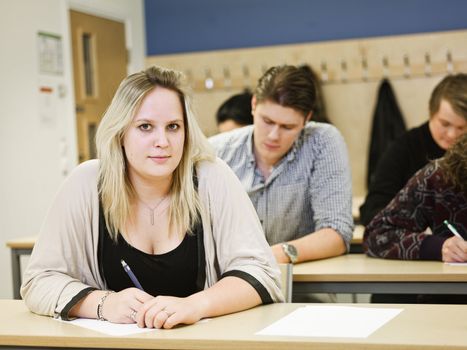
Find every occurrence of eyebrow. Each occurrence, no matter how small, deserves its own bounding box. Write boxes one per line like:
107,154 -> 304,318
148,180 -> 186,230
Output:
262,115 -> 298,128
437,116 -> 455,125
134,118 -> 184,124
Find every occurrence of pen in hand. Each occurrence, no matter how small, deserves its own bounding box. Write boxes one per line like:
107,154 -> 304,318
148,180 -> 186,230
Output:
120,259 -> 145,291
443,220 -> 465,241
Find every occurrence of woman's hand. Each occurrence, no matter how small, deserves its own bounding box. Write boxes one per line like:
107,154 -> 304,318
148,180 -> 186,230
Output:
101,288 -> 153,323
136,294 -> 208,329
134,277 -> 261,329
442,236 -> 467,262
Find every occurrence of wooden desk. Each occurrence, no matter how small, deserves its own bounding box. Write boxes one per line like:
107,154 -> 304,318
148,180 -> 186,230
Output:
293,254 -> 467,296
349,225 -> 364,253
1,300 -> 467,350
3,227 -> 366,299
5,237 -> 36,299
8,237 -> 466,299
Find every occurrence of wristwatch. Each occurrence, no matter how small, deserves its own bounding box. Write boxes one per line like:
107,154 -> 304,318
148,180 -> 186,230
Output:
281,243 -> 298,263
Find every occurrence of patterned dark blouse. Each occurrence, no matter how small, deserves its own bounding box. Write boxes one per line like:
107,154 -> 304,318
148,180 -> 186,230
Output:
363,161 -> 467,261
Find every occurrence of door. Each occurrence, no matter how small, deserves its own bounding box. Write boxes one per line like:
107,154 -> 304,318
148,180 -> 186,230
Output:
70,10 -> 127,162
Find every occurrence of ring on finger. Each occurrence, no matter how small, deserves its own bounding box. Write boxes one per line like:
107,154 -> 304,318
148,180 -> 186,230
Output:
161,309 -> 173,317
130,310 -> 137,322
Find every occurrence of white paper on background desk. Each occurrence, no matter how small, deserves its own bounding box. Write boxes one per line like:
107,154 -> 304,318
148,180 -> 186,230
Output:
445,262 -> 467,266
57,318 -> 155,336
256,306 -> 403,338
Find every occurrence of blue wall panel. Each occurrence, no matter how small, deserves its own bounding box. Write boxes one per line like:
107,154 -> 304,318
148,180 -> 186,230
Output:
144,0 -> 467,55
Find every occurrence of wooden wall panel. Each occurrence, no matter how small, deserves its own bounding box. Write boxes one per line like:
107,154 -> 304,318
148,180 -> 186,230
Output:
146,30 -> 467,197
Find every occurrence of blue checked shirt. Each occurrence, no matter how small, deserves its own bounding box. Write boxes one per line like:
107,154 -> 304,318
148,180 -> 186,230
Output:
210,122 -> 354,249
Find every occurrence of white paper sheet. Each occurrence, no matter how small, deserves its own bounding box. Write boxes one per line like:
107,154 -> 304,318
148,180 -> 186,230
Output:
445,262 -> 467,266
57,317 -> 211,336
256,306 -> 403,338
57,318 -> 155,336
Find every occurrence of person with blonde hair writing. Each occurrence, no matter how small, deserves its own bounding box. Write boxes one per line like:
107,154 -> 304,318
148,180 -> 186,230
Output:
21,66 -> 283,329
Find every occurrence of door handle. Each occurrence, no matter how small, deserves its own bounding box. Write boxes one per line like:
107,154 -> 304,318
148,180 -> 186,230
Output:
76,105 -> 85,113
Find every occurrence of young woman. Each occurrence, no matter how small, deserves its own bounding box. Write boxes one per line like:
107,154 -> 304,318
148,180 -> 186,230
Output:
21,66 -> 283,329
364,133 -> 467,262
363,133 -> 467,304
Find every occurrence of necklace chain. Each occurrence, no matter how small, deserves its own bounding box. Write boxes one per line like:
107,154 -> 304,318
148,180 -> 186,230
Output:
138,196 -> 168,225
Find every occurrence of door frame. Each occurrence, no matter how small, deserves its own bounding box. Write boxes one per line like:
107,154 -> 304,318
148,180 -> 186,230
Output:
62,0 -> 134,165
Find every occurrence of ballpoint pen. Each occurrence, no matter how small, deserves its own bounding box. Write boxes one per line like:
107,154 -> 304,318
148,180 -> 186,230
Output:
120,259 -> 145,291
443,220 -> 465,241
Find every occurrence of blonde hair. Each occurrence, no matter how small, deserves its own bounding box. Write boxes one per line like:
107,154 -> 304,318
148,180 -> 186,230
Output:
95,66 -> 214,240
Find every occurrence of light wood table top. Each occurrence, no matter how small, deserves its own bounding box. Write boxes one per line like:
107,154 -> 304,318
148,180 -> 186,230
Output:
1,300 -> 467,350
6,231 -> 368,251
292,254 -> 467,295
293,254 -> 467,282
17,236 -> 450,281
6,236 -> 37,299
5,236 -> 36,250
4,228 -> 365,251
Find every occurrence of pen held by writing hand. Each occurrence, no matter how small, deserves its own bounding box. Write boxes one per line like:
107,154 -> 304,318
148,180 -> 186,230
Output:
443,220 -> 465,241
120,259 -> 145,291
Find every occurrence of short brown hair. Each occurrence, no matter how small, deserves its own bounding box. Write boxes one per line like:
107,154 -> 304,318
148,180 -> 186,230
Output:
254,65 -> 316,118
429,73 -> 467,120
441,133 -> 467,193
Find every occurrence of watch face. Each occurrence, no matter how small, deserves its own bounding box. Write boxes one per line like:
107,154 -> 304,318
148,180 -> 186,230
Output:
286,244 -> 297,256
283,243 -> 298,262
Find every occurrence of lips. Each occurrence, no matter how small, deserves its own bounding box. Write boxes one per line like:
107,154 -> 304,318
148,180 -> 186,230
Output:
148,155 -> 170,164
264,142 -> 280,150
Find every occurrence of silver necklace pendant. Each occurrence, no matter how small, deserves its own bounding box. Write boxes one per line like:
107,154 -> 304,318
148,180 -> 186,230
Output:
140,196 -> 167,226
150,209 -> 155,225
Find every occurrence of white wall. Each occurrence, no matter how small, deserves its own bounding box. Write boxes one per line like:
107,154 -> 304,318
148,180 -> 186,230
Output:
0,0 -> 146,299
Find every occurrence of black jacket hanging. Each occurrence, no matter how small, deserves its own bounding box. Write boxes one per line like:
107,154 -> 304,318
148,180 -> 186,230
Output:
367,79 -> 406,186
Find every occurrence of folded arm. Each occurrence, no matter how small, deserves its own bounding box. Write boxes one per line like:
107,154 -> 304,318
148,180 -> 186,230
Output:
272,228 -> 346,263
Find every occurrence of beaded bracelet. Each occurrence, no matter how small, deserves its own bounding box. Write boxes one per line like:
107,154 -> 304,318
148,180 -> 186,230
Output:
96,291 -> 114,321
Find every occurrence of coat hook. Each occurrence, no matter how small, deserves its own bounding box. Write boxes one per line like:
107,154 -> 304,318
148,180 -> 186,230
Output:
340,60 -> 348,83
320,61 -> 328,82
382,56 -> 389,78
424,53 -> 432,77
403,54 -> 411,79
204,68 -> 214,90
223,67 -> 232,89
446,51 -> 454,74
361,56 -> 369,82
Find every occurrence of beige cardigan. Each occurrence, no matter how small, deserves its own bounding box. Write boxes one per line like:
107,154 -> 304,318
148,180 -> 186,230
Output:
21,158 -> 283,318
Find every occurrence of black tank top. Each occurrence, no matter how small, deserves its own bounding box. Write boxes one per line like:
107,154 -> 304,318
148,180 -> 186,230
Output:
98,221 -> 199,297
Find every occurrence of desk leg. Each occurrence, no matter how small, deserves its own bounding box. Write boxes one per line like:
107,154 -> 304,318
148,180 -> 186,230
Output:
11,249 -> 21,299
